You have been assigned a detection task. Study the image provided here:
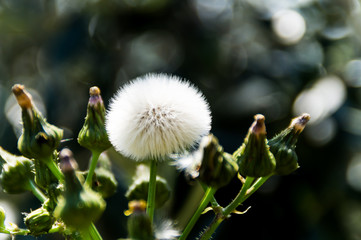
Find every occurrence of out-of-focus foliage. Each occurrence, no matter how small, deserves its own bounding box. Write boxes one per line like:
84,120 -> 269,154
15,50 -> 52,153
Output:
1,0 -> 361,239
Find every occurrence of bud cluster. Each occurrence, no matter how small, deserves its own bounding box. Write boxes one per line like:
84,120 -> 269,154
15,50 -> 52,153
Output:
0,81 -> 310,240
0,84 -> 114,238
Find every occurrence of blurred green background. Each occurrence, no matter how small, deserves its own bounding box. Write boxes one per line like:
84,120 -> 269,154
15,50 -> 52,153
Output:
0,0 -> 361,239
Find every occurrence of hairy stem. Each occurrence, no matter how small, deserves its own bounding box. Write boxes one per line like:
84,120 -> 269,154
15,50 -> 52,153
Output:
199,176 -> 256,240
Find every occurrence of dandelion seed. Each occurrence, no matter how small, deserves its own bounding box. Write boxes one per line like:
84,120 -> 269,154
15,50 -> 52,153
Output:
106,73 -> 212,161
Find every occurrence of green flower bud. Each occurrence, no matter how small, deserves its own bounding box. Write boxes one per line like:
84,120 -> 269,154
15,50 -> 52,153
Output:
24,207 -> 55,235
81,153 -> 118,198
197,134 -> 239,189
125,165 -> 170,208
12,84 -> 63,160
0,147 -> 34,194
54,149 -> 106,230
0,206 -> 5,231
125,200 -> 154,240
92,168 -> 118,199
78,86 -> 111,153
268,113 -> 310,175
233,114 -> 276,177
33,151 -> 59,190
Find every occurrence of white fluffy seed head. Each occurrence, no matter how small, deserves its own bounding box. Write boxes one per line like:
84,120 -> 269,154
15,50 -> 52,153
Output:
106,73 -> 212,161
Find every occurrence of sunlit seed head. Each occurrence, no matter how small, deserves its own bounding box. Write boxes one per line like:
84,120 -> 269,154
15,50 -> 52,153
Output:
106,73 -> 212,161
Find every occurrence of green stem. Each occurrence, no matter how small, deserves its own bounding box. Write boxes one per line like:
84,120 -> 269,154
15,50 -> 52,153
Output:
200,183 -> 219,207
43,156 -> 64,182
179,186 -> 217,240
27,179 -> 47,203
146,160 -> 157,223
0,226 -> 30,235
89,223 -> 103,240
199,176 -> 255,240
198,217 -> 223,240
85,151 -> 101,186
243,175 -> 272,202
222,176 -> 254,217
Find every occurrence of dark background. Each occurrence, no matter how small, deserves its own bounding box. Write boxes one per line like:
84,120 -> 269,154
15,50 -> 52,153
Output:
0,0 -> 361,239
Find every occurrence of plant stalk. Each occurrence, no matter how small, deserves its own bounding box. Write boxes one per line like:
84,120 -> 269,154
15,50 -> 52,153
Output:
179,186 -> 217,240
85,151 -> 101,186
146,160 -> 157,223
27,179 -> 47,203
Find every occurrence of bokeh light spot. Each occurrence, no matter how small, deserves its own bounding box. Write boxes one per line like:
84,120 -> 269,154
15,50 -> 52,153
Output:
272,9 -> 306,45
343,59 -> 361,87
293,75 -> 346,124
347,153 -> 361,192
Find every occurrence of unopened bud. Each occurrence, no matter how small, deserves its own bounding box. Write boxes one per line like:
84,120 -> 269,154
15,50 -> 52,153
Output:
92,168 -> 118,199
24,207 -> 55,235
197,134 -> 238,189
33,153 -> 59,190
12,84 -> 63,160
54,149 -> 106,229
78,86 -> 111,153
233,114 -> 276,177
126,165 -> 170,208
126,200 -> 154,240
0,147 -> 34,194
268,113 -> 310,175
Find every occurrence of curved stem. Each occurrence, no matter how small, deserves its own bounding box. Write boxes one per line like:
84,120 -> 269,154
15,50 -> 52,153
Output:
243,175 -> 272,202
199,176 -> 255,240
42,156 -> 64,182
146,160 -> 157,223
179,186 -> 217,240
85,151 -> 101,186
27,179 -> 47,203
222,176 -> 254,217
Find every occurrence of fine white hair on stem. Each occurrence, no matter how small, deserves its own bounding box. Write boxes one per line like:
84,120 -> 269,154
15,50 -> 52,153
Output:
106,73 -> 212,161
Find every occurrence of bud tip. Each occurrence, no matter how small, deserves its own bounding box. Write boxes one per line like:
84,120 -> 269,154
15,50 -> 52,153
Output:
11,84 -> 33,109
59,148 -> 78,173
89,86 -> 101,96
251,114 -> 266,135
291,113 -> 311,133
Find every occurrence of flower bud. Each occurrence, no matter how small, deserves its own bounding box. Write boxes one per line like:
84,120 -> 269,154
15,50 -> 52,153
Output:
0,147 -> 34,194
126,200 -> 154,240
81,153 -> 118,198
92,168 -> 118,199
268,113 -> 310,175
12,84 -> 63,159
33,151 -> 59,190
34,158 -> 59,190
197,134 -> 239,189
125,165 -> 170,208
54,148 -> 106,229
233,114 -> 276,177
24,207 -> 55,235
78,86 -> 111,153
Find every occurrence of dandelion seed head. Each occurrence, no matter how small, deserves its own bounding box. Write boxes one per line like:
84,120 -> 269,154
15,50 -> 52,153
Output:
106,73 -> 212,161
